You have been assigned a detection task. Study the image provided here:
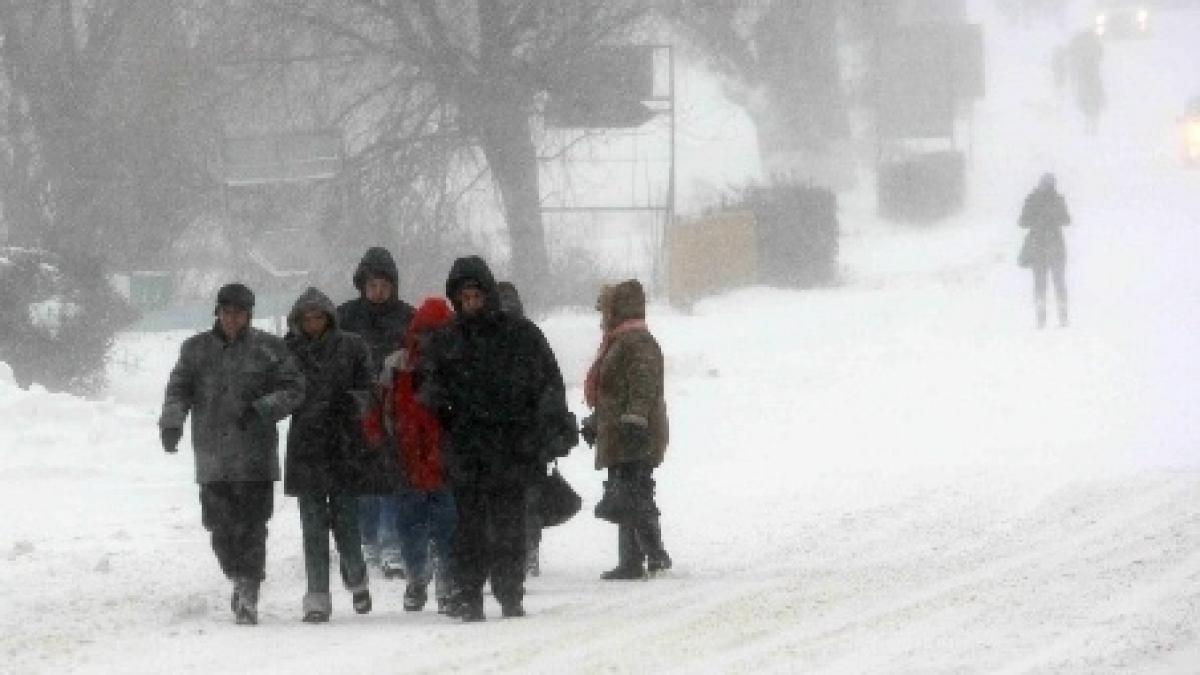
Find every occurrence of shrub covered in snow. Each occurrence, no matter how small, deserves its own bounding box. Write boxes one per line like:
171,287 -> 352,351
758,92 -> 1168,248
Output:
0,247 -> 136,394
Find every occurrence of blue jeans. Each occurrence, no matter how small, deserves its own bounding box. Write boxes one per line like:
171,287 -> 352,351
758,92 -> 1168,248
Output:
358,495 -> 401,558
395,487 -> 456,594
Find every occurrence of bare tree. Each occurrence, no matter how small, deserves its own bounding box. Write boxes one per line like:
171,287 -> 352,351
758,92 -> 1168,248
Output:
257,0 -> 652,307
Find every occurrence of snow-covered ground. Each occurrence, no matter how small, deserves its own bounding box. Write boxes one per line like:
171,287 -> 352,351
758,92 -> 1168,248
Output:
4,3 -> 1200,673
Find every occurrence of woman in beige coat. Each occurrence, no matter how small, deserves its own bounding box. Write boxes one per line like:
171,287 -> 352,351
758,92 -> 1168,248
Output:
582,280 -> 671,579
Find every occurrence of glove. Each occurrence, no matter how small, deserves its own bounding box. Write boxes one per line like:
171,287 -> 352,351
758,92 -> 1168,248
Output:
580,414 -> 597,447
161,427 -> 182,454
618,420 -> 651,454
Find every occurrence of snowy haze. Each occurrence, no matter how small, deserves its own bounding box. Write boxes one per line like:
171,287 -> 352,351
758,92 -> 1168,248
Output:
4,1 -> 1200,673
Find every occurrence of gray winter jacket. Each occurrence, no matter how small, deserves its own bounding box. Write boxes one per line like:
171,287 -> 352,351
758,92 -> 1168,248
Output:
160,325 -> 305,483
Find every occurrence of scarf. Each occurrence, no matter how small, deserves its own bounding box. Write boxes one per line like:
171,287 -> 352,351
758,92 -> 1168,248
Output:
583,318 -> 648,408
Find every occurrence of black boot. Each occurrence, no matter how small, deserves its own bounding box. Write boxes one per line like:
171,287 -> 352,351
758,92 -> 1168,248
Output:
403,580 -> 428,612
635,515 -> 672,574
234,577 -> 259,625
459,595 -> 485,623
600,524 -> 645,580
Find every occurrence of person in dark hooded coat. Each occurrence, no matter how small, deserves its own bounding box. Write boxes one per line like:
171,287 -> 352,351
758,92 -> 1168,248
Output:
284,287 -> 377,622
336,247 -> 414,576
1018,173 -> 1072,328
495,281 -> 578,578
419,257 -> 571,621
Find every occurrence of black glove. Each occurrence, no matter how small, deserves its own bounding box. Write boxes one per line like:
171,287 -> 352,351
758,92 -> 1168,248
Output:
580,414 -> 597,447
618,420 -> 651,454
161,427 -> 182,454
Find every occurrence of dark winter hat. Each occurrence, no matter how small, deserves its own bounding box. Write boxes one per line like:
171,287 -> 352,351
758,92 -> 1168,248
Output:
608,279 -> 646,325
214,283 -> 255,313
445,255 -> 498,314
352,247 -> 400,293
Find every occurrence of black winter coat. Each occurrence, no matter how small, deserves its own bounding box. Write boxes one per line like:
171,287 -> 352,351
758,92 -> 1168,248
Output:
421,256 -> 572,487
1019,186 -> 1071,268
160,326 -> 304,483
284,288 -> 398,495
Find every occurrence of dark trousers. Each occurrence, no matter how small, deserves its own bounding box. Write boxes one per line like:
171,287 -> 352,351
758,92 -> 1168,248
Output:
199,481 -> 274,581
1032,260 -> 1068,322
396,487 -> 456,599
608,462 -> 667,567
358,495 -> 400,552
297,493 -> 367,595
450,480 -> 527,605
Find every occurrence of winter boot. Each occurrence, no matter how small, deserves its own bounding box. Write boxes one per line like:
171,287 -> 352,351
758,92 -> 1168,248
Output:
302,610 -> 329,623
458,595 -> 485,623
381,550 -> 406,580
1035,302 -> 1047,329
352,589 -> 372,615
600,524 -> 645,580
234,578 -> 259,626
500,600 -> 525,618
301,592 -> 332,623
636,515 -> 672,574
403,581 -> 429,612
525,544 -> 541,578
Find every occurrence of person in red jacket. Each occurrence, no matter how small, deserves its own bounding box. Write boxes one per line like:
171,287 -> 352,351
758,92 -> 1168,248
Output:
364,296 -> 457,613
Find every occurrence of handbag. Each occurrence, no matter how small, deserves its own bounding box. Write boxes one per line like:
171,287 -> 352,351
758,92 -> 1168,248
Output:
538,461 -> 581,528
593,477 -> 636,524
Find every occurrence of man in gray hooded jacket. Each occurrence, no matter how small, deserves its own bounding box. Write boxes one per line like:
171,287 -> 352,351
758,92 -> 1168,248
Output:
159,282 -> 305,625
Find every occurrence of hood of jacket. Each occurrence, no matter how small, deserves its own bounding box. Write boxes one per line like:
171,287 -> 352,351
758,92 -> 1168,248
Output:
352,247 -> 400,295
496,281 -> 524,318
445,255 -> 500,315
405,296 -> 454,353
287,286 -> 339,337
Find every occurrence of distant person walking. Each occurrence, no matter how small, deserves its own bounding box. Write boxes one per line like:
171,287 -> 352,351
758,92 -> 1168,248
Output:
582,280 -> 672,580
1068,30 -> 1105,134
159,283 -> 305,625
337,247 -> 414,578
1018,173 -> 1072,328
283,287 -> 377,623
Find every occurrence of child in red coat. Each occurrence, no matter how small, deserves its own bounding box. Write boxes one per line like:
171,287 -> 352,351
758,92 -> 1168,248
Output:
364,297 -> 457,612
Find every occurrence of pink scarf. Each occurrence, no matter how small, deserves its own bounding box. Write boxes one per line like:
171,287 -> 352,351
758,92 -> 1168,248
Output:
584,319 -> 648,408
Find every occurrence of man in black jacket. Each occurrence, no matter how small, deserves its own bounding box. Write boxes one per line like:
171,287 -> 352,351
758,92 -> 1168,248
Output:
337,247 -> 414,577
421,257 -> 570,621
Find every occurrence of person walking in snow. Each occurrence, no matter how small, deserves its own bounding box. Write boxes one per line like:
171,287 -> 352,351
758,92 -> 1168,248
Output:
283,287 -> 377,623
581,280 -> 671,580
336,247 -> 414,579
419,256 -> 569,621
1018,173 -> 1072,328
364,296 -> 458,614
495,280 -> 578,578
159,283 -> 305,625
